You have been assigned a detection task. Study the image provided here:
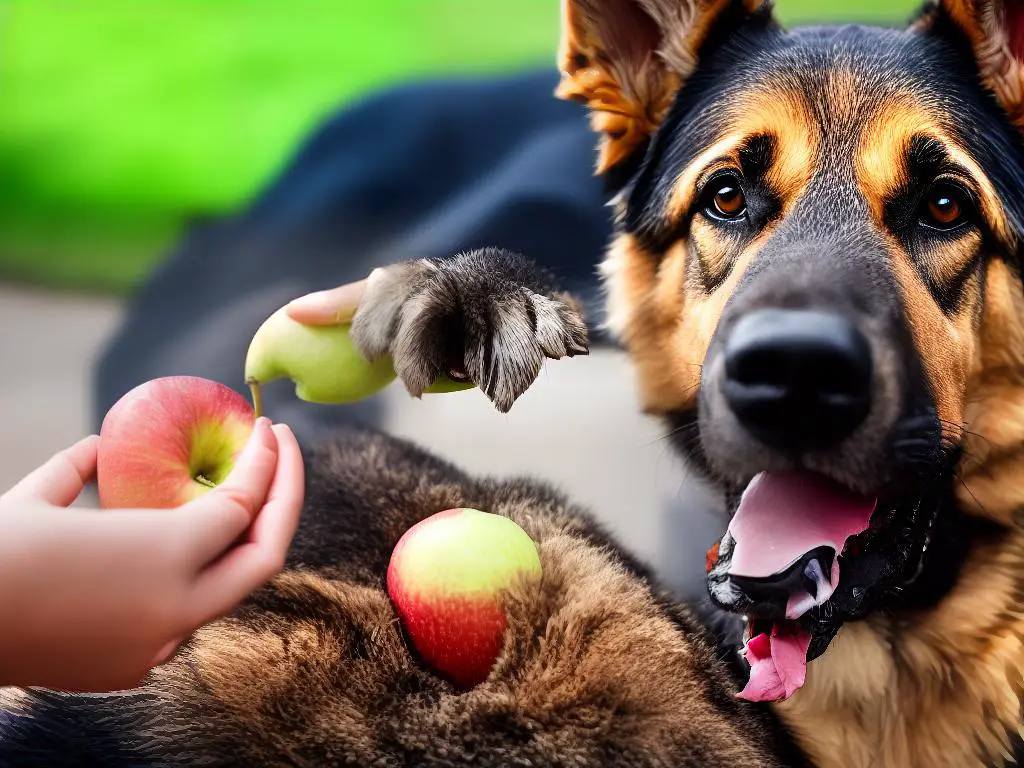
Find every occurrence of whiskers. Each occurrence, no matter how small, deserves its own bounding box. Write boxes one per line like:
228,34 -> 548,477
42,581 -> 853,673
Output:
648,384 -> 702,450
887,409 -> 975,485
889,417 -> 946,479
938,418 -> 990,452
656,418 -> 701,451
954,474 -> 989,518
933,419 -> 993,517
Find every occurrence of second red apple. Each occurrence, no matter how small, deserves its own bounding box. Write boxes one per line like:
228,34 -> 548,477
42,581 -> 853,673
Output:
386,507 -> 542,689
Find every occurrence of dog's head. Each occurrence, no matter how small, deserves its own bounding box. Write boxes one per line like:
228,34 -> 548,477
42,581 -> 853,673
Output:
557,0 -> 1024,701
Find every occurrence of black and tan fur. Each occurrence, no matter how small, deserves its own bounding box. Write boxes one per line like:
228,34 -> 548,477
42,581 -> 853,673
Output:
7,0 -> 1024,766
567,0 -> 1024,765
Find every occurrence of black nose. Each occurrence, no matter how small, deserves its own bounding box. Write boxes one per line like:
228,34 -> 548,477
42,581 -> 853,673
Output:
722,309 -> 872,453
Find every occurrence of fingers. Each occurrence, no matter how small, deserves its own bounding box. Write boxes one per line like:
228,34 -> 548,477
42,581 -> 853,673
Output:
285,278 -> 367,326
186,424 -> 304,627
181,417 -> 279,564
249,424 -> 305,549
3,435 -> 100,507
147,635 -> 187,669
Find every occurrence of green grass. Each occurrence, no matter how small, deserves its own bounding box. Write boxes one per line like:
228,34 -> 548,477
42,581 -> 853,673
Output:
0,0 -> 922,294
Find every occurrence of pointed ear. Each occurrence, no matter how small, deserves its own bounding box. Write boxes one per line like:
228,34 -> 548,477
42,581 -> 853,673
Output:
914,0 -> 1024,129
555,0 -> 774,175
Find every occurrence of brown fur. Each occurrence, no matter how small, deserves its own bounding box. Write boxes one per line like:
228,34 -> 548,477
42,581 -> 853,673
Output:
666,88 -> 818,224
915,0 -> 1024,129
0,253 -> 805,766
555,0 -> 770,173
1,430 -> 802,766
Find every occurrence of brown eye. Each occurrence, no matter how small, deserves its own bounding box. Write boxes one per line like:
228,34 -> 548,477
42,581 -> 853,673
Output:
705,176 -> 747,220
921,183 -> 970,230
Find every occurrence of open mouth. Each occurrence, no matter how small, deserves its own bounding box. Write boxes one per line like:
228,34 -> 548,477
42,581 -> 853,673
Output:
706,471 -> 882,703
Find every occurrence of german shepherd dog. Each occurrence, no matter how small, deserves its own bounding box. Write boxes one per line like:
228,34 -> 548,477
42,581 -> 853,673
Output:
5,0 -> 1024,765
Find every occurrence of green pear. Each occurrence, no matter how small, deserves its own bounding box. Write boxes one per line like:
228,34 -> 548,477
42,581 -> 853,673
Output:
423,375 -> 477,394
244,307 -> 474,415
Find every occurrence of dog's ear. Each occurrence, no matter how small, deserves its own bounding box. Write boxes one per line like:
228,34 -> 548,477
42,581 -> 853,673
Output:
554,0 -> 773,175
914,1 -> 1024,129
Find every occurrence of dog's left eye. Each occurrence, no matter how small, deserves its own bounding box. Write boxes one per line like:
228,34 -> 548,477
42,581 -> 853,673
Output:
920,183 -> 972,231
702,175 -> 747,221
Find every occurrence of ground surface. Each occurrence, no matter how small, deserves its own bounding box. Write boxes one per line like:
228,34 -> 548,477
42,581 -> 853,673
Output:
0,284 -> 122,502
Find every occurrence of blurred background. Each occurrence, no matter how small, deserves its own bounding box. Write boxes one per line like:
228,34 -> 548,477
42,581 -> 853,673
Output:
0,0 -> 920,592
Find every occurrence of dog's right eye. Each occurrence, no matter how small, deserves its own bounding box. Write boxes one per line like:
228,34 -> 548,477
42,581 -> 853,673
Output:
702,175 -> 748,221
919,181 -> 973,232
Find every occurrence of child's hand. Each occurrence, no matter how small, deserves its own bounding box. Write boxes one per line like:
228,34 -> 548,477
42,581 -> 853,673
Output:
0,417 -> 304,693
285,275 -> 368,325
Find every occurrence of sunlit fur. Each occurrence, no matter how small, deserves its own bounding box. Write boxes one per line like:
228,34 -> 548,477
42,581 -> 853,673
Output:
562,0 -> 1024,765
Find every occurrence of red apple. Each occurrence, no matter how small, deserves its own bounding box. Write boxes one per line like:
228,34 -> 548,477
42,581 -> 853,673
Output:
386,507 -> 542,689
97,376 -> 256,509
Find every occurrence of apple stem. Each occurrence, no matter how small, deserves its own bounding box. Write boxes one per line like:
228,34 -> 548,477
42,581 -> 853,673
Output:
248,379 -> 264,419
194,474 -> 217,489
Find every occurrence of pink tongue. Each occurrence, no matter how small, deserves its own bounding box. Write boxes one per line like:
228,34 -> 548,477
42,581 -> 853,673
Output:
728,472 -> 876,704
728,470 -> 876,589
738,624 -> 812,702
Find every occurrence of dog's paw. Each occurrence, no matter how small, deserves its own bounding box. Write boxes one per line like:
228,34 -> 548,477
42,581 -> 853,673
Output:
349,248 -> 589,413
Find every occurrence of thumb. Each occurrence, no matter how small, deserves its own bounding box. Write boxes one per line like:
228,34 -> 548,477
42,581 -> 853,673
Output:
285,278 -> 367,326
3,435 -> 100,507
179,417 -> 280,565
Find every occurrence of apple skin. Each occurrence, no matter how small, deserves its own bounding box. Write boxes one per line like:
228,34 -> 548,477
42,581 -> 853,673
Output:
244,307 -> 475,406
97,376 -> 255,509
386,508 -> 542,689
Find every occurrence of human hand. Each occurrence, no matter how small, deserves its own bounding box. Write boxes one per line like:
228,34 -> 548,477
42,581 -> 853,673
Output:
0,417 -> 304,693
285,275 -> 369,326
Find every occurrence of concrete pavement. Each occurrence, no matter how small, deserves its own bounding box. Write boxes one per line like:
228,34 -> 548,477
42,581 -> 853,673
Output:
0,284 -> 124,503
